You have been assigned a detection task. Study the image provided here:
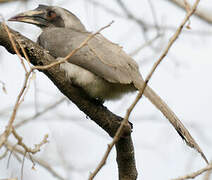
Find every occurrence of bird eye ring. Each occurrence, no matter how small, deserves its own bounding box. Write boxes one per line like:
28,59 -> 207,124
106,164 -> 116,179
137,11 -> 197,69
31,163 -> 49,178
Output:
47,10 -> 57,19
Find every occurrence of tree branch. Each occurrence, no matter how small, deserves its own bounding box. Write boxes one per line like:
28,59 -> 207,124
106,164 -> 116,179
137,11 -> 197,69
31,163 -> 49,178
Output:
0,23 -> 137,180
168,0 -> 212,24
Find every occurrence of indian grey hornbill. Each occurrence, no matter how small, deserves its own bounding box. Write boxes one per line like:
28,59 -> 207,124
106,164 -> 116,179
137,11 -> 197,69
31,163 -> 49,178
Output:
8,4 -> 207,161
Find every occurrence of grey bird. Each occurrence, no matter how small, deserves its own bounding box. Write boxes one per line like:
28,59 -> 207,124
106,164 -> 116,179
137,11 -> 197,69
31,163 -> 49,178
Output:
8,4 -> 208,162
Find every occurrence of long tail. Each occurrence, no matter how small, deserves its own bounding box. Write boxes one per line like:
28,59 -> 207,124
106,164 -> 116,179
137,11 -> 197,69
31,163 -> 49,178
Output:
143,85 -> 208,164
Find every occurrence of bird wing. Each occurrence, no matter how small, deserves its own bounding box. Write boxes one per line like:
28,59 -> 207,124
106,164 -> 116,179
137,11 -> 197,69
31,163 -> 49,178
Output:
38,28 -> 144,88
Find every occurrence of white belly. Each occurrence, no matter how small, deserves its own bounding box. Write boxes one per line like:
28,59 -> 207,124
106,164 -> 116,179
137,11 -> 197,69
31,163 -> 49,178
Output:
60,62 -> 135,100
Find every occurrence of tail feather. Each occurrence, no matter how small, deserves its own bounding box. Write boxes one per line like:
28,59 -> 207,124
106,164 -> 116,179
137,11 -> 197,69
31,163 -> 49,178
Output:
143,85 -> 208,164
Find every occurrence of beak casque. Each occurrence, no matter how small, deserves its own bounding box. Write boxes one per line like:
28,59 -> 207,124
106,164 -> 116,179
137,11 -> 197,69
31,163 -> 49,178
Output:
8,9 -> 48,27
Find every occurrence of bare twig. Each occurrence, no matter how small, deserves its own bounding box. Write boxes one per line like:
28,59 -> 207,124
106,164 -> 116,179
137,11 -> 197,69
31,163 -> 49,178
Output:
2,22 -> 27,72
87,0 -> 212,36
148,0 -> 160,32
0,22 -> 33,149
172,163 -> 212,180
15,98 -> 66,128
5,142 -> 65,180
129,33 -> 161,56
168,0 -> 212,24
0,80 -> 7,94
0,147 -> 8,159
203,161 -> 212,180
7,144 -> 17,168
203,162 -> 212,180
12,128 -> 48,154
0,70 -> 31,148
17,39 -> 32,67
0,23 -> 49,162
85,0 -> 125,18
116,0 -> 147,31
21,152 -> 26,180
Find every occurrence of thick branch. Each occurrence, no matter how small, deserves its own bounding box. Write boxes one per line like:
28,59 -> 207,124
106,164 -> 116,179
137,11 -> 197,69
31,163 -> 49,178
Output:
0,23 -> 137,180
116,137 -> 137,180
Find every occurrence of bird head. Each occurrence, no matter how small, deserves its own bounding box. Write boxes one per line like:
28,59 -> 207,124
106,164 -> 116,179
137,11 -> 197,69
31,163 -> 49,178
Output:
8,4 -> 86,31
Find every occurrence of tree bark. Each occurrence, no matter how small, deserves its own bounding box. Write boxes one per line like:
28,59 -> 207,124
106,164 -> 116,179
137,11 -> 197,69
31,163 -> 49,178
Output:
0,23 -> 138,180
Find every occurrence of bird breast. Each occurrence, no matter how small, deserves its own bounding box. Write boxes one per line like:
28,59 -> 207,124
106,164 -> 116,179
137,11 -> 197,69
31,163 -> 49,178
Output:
60,62 -> 135,100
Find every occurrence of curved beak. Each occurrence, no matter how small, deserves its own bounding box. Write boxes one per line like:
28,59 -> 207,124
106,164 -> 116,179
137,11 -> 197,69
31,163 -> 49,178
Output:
8,9 -> 48,27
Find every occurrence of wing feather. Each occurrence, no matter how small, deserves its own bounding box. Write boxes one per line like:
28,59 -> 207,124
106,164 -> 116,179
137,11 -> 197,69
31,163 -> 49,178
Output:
38,28 -> 143,88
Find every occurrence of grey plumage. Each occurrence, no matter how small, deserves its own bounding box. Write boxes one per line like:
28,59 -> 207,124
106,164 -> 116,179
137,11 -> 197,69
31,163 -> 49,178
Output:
38,28 -> 140,100
8,4 -> 208,163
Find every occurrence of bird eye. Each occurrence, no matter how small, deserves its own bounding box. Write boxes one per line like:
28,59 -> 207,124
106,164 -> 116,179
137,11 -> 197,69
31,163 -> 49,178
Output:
47,10 -> 57,19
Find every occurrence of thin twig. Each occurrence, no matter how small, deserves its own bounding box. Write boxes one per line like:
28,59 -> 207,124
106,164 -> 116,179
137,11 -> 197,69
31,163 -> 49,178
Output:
0,22 -> 33,149
17,39 -> 32,67
85,0 -> 125,18
168,0 -> 212,24
15,98 -> 66,128
172,163 -> 212,180
21,151 -> 26,180
203,162 -> 212,180
0,80 -> 7,94
0,148 -> 8,159
0,70 -> 32,149
88,0 -> 212,36
116,0 -> 147,31
2,22 -> 27,72
12,128 -> 48,154
7,144 -> 17,168
5,142 -> 66,180
129,33 -> 161,56
148,0 -> 160,33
